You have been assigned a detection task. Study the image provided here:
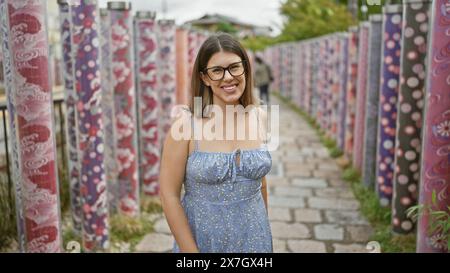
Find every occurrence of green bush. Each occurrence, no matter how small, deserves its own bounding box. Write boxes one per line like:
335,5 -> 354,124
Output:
110,214 -> 154,250
0,175 -> 17,251
407,192 -> 450,252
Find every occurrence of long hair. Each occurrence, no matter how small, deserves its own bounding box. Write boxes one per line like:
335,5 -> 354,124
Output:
190,33 -> 255,117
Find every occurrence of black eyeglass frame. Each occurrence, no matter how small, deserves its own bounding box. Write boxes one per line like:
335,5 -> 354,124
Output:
202,60 -> 246,81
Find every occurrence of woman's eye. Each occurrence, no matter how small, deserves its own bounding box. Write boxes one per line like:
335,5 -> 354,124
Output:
212,68 -> 223,74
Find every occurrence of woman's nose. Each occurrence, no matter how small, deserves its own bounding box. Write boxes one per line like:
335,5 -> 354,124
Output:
223,69 -> 234,81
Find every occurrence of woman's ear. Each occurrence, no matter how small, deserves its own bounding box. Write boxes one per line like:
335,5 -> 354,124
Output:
200,72 -> 210,87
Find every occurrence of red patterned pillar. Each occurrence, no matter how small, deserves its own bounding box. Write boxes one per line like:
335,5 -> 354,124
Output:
0,0 -> 62,252
134,11 -> 160,196
417,0 -> 450,253
109,1 -> 140,217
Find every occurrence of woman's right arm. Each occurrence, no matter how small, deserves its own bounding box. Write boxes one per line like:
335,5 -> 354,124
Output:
159,116 -> 199,253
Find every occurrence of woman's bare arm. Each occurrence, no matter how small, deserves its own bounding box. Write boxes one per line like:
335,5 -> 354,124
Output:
159,116 -> 199,253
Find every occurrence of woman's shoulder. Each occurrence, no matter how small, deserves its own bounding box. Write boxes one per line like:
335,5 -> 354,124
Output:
166,106 -> 194,142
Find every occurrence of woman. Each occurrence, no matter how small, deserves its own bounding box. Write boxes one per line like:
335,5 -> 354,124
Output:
254,55 -> 273,105
159,33 -> 273,253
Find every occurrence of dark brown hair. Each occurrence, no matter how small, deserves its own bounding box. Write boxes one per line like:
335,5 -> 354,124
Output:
190,32 -> 255,117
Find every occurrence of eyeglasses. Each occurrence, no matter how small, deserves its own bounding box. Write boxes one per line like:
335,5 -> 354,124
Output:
203,61 -> 246,81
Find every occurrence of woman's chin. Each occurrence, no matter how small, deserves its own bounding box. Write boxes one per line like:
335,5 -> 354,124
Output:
222,94 -> 241,105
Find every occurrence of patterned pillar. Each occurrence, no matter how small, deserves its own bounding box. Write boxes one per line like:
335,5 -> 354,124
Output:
134,11 -> 160,196
99,8 -> 118,214
187,29 -> 197,84
392,0 -> 431,234
71,0 -> 109,251
376,5 -> 403,206
362,15 -> 383,189
311,40 -> 320,118
0,36 -> 3,85
157,19 -> 177,143
109,1 -> 140,217
331,35 -> 341,142
417,0 -> 450,253
176,27 -> 189,105
58,0 -> 82,234
304,41 -> 313,114
0,0 -> 62,252
337,33 -> 349,151
353,23 -> 370,171
345,27 -> 359,158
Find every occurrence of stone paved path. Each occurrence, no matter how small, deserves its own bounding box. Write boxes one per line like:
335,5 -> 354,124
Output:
136,96 -> 374,253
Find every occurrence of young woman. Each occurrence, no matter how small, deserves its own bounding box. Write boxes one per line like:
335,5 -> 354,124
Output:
159,33 -> 273,253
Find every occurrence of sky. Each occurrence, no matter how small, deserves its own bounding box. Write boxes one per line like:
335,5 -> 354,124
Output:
98,0 -> 284,36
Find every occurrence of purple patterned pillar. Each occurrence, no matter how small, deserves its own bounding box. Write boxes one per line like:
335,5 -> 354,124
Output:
157,19 -> 177,144
134,11 -> 160,196
375,5 -> 403,206
353,23 -> 370,171
58,0 -> 82,234
0,0 -> 62,252
71,0 -> 109,251
108,1 -> 140,217
417,0 -> 450,253
392,0 -> 431,235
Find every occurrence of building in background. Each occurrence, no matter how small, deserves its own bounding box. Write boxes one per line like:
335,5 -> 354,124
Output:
184,13 -> 272,38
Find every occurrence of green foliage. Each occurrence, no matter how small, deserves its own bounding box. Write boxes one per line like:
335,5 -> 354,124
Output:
329,147 -> 344,158
110,214 -> 154,247
278,0 -> 355,42
216,21 -> 238,34
0,175 -> 17,251
141,196 -> 163,214
342,167 -> 360,182
342,167 -> 416,252
407,192 -> 450,252
241,36 -> 278,52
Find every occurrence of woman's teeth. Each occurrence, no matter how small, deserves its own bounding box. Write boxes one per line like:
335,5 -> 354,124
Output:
222,85 -> 237,92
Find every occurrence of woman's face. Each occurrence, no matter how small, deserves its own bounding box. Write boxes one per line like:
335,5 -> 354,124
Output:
201,51 -> 246,105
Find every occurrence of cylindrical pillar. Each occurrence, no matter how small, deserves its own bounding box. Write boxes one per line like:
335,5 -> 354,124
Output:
157,19 -> 177,143
337,33 -> 349,151
0,0 -> 62,252
71,0 -> 109,251
187,29 -> 197,84
99,8 -> 118,214
417,0 -> 450,253
58,0 -> 82,234
353,22 -> 370,171
345,27 -> 359,158
176,27 -> 189,106
362,15 -> 383,189
392,0 -> 431,234
134,11 -> 160,196
108,1 -> 140,217
375,5 -> 403,206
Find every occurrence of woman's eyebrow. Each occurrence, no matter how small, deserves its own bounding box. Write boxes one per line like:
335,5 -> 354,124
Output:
208,61 -> 242,68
